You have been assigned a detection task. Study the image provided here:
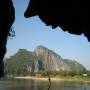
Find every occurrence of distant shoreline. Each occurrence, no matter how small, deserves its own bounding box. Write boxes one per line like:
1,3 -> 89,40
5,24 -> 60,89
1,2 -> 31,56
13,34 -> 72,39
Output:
14,76 -> 90,83
14,76 -> 63,81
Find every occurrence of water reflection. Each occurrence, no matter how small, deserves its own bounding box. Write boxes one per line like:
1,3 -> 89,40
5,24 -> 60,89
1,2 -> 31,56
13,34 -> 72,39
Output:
0,80 -> 90,90
48,82 -> 51,90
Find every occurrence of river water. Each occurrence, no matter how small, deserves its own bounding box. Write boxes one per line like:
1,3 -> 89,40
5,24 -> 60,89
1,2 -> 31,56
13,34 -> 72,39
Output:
0,80 -> 90,90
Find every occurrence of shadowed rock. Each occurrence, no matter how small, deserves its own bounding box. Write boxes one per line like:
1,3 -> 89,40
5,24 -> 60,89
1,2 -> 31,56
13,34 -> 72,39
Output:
0,0 -> 89,77
0,0 -> 15,77
24,0 -> 89,41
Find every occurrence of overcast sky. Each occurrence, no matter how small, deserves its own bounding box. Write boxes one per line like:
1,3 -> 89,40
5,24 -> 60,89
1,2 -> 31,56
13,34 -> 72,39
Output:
5,0 -> 90,70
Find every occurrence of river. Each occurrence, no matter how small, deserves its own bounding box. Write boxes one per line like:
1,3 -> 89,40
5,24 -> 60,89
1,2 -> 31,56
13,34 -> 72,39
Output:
0,80 -> 90,90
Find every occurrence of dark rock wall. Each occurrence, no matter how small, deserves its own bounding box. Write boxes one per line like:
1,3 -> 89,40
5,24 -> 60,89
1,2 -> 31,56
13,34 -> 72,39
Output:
0,0 -> 15,77
24,0 -> 89,41
0,0 -> 89,77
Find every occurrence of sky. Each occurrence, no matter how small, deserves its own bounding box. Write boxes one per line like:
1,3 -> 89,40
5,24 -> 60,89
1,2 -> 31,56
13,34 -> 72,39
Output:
5,0 -> 90,70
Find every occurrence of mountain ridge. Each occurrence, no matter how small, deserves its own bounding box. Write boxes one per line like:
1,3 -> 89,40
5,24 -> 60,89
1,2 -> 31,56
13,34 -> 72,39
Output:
5,45 -> 86,75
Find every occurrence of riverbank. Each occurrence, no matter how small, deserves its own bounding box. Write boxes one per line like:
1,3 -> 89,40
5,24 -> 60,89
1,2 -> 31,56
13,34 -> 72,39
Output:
14,76 -> 63,81
14,76 -> 90,83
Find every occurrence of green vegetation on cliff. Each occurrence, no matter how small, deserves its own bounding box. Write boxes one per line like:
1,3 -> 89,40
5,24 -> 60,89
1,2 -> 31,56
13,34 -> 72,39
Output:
4,45 -> 88,78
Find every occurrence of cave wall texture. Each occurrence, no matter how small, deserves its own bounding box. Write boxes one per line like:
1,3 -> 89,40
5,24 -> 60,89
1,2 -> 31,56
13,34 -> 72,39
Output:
0,0 -> 15,77
0,0 -> 89,77
24,0 -> 89,40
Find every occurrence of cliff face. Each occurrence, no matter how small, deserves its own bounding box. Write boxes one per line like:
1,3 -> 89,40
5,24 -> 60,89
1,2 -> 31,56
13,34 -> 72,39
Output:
33,45 -> 70,71
5,45 -> 86,74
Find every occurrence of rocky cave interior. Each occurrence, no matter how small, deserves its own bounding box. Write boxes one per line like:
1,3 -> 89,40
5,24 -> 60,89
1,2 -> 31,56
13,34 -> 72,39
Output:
0,0 -> 89,77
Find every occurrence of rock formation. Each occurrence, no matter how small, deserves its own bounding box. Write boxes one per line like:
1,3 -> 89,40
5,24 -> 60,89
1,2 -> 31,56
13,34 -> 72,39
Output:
34,45 -> 70,71
0,0 -> 89,77
5,45 -> 86,74
0,0 -> 15,77
24,0 -> 89,41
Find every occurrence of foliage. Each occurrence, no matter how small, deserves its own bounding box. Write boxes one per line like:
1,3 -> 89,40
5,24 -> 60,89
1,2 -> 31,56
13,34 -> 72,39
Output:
4,48 -> 88,78
63,59 -> 86,75
4,49 -> 37,76
8,27 -> 15,38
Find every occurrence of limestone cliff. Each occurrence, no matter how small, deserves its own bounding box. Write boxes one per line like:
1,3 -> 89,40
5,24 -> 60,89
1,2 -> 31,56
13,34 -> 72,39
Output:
33,45 -> 70,71
5,45 -> 86,74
